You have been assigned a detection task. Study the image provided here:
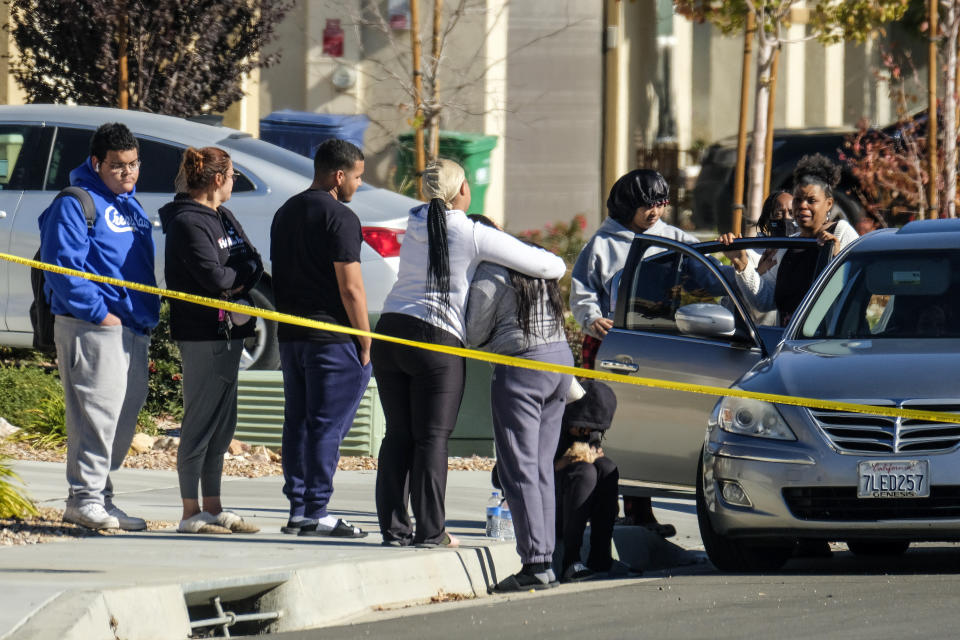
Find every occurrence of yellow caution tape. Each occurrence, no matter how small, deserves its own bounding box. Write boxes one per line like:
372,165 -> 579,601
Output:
4,249 -> 959,425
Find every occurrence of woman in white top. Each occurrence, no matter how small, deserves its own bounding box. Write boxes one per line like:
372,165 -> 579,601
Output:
373,159 -> 566,548
721,154 -> 860,326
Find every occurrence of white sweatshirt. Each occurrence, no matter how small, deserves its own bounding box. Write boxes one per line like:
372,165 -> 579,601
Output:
382,204 -> 567,341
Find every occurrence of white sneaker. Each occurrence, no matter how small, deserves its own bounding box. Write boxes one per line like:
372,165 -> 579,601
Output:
106,505 -> 147,531
63,503 -> 120,530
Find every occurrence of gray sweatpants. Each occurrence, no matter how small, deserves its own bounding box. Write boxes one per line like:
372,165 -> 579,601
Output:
54,315 -> 150,509
491,341 -> 573,565
177,339 -> 243,500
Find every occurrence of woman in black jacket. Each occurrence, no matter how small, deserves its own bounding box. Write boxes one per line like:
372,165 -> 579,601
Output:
160,146 -> 263,534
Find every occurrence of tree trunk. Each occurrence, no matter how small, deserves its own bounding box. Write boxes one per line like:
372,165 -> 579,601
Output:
943,0 -> 958,218
426,0 -> 443,163
763,45 -> 781,202
409,0 -> 426,198
117,9 -> 129,110
745,34 -> 776,234
929,0 -> 940,219
732,11 -> 756,236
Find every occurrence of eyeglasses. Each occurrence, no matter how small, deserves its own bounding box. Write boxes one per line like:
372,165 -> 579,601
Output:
106,160 -> 141,174
222,171 -> 241,181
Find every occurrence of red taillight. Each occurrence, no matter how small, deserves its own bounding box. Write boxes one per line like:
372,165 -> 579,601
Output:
362,227 -> 405,258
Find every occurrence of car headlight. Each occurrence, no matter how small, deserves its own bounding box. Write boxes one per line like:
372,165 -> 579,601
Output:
717,397 -> 795,440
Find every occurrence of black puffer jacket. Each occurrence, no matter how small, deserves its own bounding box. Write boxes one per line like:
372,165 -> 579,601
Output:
159,194 -> 262,341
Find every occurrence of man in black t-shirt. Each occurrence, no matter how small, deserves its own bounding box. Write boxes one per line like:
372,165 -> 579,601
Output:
270,139 -> 372,538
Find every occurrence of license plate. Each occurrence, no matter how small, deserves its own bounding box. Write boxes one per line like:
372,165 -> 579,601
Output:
858,460 -> 929,498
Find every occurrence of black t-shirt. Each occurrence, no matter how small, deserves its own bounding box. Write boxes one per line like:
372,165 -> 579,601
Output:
270,189 -> 362,342
774,247 -> 820,326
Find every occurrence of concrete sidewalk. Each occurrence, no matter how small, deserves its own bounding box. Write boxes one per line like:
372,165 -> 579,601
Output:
1,461 -> 701,639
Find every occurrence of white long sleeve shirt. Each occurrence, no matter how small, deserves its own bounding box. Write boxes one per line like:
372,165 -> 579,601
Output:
383,204 -> 567,341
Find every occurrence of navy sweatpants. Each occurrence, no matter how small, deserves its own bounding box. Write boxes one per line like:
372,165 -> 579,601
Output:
491,341 -> 573,564
280,340 -> 372,520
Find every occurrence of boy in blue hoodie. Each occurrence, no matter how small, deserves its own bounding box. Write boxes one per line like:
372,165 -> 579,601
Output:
38,122 -> 159,531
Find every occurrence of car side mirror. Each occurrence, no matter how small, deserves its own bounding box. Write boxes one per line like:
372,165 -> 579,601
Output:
676,303 -> 737,338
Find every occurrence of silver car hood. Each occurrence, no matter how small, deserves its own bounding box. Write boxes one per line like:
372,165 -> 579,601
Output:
738,339 -> 960,402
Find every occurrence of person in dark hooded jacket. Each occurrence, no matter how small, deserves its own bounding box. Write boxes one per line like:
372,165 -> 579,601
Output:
159,146 -> 262,534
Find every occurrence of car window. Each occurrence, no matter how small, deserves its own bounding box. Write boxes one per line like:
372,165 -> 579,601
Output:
0,124 -> 50,190
619,244 -> 748,339
135,138 -> 183,193
800,250 -> 960,338
45,127 -> 92,190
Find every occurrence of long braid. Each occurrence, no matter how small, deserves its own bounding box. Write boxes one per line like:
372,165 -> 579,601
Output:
426,197 -> 451,319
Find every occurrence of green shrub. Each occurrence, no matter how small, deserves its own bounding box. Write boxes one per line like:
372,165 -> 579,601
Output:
0,456 -> 37,519
0,364 -> 63,431
144,302 -> 184,419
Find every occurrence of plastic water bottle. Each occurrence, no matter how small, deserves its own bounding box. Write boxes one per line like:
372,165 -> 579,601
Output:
498,501 -> 515,542
485,492 -> 501,538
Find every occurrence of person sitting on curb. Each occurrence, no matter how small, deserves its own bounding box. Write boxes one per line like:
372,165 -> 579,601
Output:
555,379 -> 628,582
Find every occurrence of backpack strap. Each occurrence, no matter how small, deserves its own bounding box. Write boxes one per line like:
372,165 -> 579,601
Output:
56,186 -> 97,229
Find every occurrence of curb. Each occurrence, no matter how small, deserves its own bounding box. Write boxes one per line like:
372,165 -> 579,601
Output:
4,543 -> 522,639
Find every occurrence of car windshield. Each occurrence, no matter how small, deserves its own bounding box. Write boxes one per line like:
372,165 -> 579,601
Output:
799,249 -> 960,339
216,134 -> 314,178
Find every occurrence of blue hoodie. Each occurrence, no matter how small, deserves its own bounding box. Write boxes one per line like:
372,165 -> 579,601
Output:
38,159 -> 159,335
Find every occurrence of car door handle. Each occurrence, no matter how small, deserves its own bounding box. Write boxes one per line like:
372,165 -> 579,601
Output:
0,210 -> 6,218
599,359 -> 639,373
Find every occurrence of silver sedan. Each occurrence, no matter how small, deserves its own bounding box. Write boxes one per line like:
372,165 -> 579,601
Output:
598,221 -> 960,570
0,104 -> 418,369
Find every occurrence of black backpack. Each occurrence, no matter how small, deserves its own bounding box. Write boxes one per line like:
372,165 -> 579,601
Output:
30,186 -> 97,353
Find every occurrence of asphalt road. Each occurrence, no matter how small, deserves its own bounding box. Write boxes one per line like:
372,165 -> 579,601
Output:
264,543 -> 960,640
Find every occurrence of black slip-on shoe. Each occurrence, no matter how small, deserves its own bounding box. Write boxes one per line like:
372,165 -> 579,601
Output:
281,519 -> 316,535
491,571 -> 556,593
298,519 -> 368,538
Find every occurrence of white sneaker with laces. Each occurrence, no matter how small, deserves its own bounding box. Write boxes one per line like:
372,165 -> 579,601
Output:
63,503 -> 120,530
106,505 -> 147,531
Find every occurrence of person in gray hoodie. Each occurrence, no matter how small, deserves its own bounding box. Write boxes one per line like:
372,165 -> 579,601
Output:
465,218 -> 573,591
569,169 -> 697,536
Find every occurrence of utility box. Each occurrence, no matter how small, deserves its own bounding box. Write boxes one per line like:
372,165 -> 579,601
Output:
235,371 -> 385,457
260,110 -> 370,158
395,131 -> 498,215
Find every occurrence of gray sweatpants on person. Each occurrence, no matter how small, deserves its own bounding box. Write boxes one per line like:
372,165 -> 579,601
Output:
54,315 -> 150,509
177,339 -> 243,500
490,341 -> 573,565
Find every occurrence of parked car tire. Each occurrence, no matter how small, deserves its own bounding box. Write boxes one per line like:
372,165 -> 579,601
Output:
240,282 -> 280,371
846,540 -> 911,557
696,456 -> 794,572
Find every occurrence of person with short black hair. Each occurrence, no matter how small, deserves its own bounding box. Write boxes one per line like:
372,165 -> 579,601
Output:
160,146 -> 263,534
569,169 -> 692,537
271,138 -> 371,538
39,122 -> 158,531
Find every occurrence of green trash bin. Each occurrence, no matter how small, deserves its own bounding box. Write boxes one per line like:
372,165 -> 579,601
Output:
395,131 -> 498,215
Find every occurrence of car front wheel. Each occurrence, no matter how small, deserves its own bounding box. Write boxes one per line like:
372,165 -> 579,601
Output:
696,455 -> 794,572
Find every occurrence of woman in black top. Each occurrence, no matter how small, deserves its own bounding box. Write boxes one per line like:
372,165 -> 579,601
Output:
160,146 -> 263,534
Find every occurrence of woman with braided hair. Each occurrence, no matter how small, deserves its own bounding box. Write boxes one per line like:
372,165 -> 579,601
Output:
373,159 -> 566,548
720,153 -> 859,326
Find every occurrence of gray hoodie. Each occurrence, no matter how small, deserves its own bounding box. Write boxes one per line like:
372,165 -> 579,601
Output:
570,217 -> 699,338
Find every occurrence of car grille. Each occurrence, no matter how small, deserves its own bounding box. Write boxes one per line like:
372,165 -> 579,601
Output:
784,486 -> 960,521
808,401 -> 960,454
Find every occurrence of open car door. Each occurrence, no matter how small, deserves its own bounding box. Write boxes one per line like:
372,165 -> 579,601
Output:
596,235 -> 833,495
